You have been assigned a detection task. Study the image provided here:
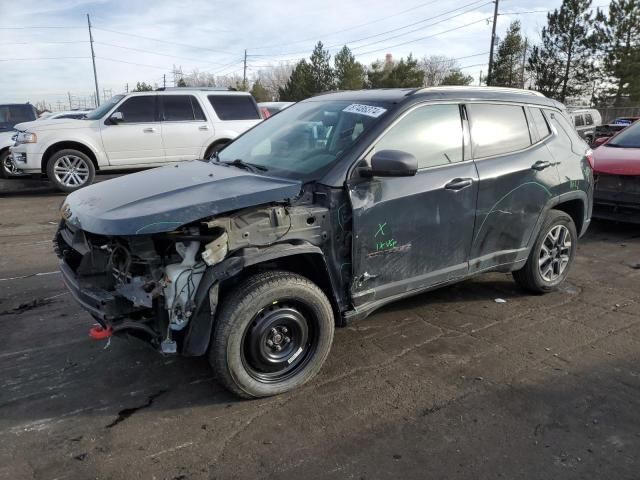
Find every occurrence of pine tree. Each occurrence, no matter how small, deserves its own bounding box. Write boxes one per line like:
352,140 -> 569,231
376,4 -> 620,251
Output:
250,79 -> 271,102
595,0 -> 640,105
334,46 -> 365,90
367,54 -> 424,88
278,60 -> 314,101
441,70 -> 474,86
491,20 -> 525,87
527,0 -> 597,102
176,78 -> 187,88
309,41 -> 335,93
133,82 -> 154,92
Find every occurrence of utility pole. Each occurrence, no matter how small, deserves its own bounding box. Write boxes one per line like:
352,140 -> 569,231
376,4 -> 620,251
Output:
87,14 -> 100,106
67,91 -> 72,110
243,49 -> 248,90
479,70 -> 483,86
163,74 -> 166,89
520,37 -> 528,89
125,83 -> 128,93
486,0 -> 500,86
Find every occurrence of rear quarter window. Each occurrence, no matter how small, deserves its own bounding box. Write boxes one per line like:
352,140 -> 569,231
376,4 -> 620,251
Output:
208,95 -> 260,120
467,103 -> 532,158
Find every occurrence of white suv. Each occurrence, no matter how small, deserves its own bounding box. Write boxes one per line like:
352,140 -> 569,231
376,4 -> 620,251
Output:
10,88 -> 262,192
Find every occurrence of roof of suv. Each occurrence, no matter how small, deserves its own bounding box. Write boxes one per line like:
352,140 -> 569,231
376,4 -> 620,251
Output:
312,87 -> 562,110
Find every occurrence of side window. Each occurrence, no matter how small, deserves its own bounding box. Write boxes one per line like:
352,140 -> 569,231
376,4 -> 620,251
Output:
467,103 -> 531,158
161,95 -> 198,121
585,113 -> 594,125
371,104 -> 463,169
530,108 -> 551,141
191,97 -> 206,121
574,114 -> 585,127
115,96 -> 156,123
208,95 -> 260,120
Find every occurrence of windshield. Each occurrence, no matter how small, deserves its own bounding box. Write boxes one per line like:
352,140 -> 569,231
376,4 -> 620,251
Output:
85,94 -> 125,120
217,100 -> 390,181
0,105 -> 36,131
608,121 -> 640,148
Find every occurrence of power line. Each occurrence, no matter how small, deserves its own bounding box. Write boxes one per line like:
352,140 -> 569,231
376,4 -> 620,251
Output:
247,0 -> 444,50
348,2 -> 493,52
3,40 -> 88,46
96,56 -> 176,71
92,26 -> 236,56
0,56 -> 90,61
249,0 -> 492,59
355,16 -> 492,57
0,25 -> 83,29
93,41 -> 228,65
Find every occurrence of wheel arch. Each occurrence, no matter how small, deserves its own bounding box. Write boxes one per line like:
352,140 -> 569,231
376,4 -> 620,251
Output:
182,243 -> 342,357
203,138 -> 231,158
41,141 -> 99,174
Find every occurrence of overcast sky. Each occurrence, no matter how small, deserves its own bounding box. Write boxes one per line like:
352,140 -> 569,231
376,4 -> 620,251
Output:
0,0 -> 611,108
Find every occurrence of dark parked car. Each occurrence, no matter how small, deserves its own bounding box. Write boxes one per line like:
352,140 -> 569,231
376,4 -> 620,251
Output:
593,117 -> 640,147
592,120 -> 640,222
55,87 -> 593,398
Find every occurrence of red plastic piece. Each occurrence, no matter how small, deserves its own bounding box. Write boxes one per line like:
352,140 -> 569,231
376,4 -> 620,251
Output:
89,325 -> 112,340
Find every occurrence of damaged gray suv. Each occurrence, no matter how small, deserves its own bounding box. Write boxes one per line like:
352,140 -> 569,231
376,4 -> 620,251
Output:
55,87 -> 593,398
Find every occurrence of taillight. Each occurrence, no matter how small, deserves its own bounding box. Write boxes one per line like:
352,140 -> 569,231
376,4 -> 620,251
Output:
585,149 -> 594,169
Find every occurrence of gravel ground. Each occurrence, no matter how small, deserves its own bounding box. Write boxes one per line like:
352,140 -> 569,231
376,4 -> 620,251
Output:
1,178 -> 639,480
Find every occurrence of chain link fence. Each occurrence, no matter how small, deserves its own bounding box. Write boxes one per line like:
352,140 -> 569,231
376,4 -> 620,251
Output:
596,106 -> 640,124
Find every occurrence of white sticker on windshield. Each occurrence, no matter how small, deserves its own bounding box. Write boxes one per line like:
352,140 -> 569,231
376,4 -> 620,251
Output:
343,103 -> 387,118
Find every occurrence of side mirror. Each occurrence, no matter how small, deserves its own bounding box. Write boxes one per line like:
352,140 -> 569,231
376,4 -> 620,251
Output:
364,149 -> 417,177
109,111 -> 124,124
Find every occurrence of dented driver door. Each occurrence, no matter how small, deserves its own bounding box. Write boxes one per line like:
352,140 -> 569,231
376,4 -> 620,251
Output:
348,103 -> 478,308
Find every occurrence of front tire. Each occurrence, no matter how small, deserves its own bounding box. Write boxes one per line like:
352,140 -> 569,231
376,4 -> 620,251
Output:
210,271 -> 335,398
0,149 -> 14,178
513,210 -> 577,293
46,149 -> 95,193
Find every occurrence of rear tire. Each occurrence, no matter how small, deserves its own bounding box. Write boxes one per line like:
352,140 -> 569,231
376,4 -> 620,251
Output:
46,149 -> 95,193
210,271 -> 335,398
513,210 -> 577,293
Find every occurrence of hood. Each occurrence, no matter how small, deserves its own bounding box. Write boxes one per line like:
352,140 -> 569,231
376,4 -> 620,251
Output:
593,145 -> 640,176
0,130 -> 15,147
15,118 -> 97,132
63,160 -> 303,235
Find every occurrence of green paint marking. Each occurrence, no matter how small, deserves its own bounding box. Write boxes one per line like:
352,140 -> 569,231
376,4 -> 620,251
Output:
376,238 -> 397,251
375,223 -> 387,237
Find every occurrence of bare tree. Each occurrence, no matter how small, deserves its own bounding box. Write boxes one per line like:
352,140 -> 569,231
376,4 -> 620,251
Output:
255,62 -> 295,100
420,55 -> 458,87
184,68 -> 217,87
216,73 -> 245,90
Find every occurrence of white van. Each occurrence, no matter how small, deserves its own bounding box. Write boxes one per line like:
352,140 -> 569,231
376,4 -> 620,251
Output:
569,108 -> 602,144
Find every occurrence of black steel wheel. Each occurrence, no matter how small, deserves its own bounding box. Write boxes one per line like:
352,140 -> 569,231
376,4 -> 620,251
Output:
210,271 -> 334,398
241,302 -> 317,383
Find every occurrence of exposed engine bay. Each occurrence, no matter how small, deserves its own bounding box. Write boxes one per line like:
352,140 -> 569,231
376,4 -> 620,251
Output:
54,201 -> 340,354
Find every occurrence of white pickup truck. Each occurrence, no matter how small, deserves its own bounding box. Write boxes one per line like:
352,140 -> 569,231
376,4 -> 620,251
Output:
10,88 -> 262,192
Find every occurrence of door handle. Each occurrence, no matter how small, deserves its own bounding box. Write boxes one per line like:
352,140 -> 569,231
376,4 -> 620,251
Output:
444,178 -> 473,191
531,160 -> 551,171
198,125 -> 209,131
143,127 -> 156,133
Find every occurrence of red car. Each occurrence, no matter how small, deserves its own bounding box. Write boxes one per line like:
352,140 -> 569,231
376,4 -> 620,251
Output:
592,120 -> 640,222
592,116 -> 640,147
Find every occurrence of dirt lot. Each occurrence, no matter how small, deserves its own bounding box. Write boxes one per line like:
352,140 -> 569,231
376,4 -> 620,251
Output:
1,179 -> 640,480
